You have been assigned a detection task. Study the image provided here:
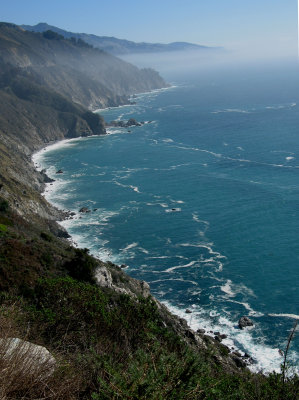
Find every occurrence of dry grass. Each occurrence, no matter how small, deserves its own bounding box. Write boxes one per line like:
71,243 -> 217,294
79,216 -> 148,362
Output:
0,305 -> 81,400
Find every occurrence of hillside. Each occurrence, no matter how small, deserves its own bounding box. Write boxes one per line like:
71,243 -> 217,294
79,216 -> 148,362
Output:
22,22 -> 216,55
0,23 -> 167,109
0,22 -> 298,399
0,22 -> 167,222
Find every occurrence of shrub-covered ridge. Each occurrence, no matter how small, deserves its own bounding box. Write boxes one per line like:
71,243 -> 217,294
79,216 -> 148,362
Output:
0,201 -> 298,399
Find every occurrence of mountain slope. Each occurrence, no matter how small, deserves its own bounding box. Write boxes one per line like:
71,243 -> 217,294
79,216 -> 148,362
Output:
0,23 -> 167,109
22,22 -> 216,55
0,22 -> 167,222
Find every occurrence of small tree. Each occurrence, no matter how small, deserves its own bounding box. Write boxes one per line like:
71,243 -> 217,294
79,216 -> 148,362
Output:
64,248 -> 98,283
0,198 -> 9,212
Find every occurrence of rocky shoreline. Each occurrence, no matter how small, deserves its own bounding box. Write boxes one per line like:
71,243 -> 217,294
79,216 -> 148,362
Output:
32,122 -> 256,373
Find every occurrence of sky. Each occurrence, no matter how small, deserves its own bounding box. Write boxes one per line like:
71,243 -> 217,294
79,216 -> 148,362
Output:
1,0 -> 297,58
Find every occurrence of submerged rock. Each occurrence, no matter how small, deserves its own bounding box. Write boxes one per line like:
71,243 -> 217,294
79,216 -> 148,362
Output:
56,169 -> 63,174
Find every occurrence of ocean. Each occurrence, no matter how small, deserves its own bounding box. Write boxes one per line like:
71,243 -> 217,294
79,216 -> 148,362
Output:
33,59 -> 299,374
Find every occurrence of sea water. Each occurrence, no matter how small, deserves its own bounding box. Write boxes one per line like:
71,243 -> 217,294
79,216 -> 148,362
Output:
33,60 -> 299,373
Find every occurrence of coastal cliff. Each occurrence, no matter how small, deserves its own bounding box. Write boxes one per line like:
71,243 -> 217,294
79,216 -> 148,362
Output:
0,22 -> 297,399
0,22 -> 166,222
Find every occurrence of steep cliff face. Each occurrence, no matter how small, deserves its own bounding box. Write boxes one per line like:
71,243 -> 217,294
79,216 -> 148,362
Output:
0,23 -> 167,222
0,67 -> 106,222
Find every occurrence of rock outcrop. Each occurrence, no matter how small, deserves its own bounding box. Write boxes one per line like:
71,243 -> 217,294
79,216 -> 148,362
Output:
238,316 -> 254,329
0,338 -> 56,379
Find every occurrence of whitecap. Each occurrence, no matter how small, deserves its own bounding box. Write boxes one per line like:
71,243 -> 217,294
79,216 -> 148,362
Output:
220,280 -> 235,297
121,242 -> 139,252
114,181 -> 141,193
269,313 -> 299,320
162,138 -> 174,143
165,260 -> 198,273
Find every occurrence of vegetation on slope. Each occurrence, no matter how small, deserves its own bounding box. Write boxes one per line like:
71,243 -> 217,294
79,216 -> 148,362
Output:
0,200 -> 298,399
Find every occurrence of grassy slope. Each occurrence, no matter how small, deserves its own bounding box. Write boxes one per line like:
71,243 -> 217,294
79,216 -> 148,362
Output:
0,202 -> 298,399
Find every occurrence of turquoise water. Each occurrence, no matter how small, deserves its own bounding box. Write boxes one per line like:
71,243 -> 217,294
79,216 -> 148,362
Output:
34,61 -> 299,373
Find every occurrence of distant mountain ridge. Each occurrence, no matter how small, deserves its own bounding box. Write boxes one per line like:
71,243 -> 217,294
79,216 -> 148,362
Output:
22,22 -> 216,55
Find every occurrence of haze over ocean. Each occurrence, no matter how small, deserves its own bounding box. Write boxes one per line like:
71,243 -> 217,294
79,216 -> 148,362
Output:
34,60 -> 299,373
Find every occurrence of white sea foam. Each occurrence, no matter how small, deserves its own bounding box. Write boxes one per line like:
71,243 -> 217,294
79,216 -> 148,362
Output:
162,138 -> 174,143
168,141 -> 299,170
106,129 -> 126,135
121,242 -> 139,252
150,278 -> 199,286
165,260 -> 198,273
114,181 -> 141,193
226,299 -> 261,316
269,313 -> 299,320
220,280 -> 235,297
212,108 -> 250,114
192,213 -> 210,229
265,102 -> 296,110
32,138 -> 80,169
138,247 -> 149,255
161,301 -> 289,374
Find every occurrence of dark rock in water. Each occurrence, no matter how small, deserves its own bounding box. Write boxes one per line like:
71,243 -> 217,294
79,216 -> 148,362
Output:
215,335 -> 222,342
93,208 -> 98,211
166,208 -> 181,213
126,118 -> 141,127
120,264 -> 128,269
185,309 -> 192,314
214,331 -> 220,336
128,130 -> 131,133
243,352 -> 251,359
56,169 -> 63,174
238,316 -> 254,329
108,118 -> 143,128
79,207 -> 90,213
40,170 -> 55,183
220,334 -> 228,340
197,328 -> 206,334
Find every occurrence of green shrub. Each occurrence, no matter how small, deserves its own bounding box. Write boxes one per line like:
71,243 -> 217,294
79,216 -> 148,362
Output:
40,232 -> 53,242
0,199 -> 9,212
63,248 -> 98,283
